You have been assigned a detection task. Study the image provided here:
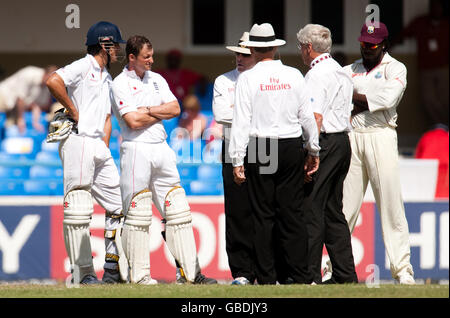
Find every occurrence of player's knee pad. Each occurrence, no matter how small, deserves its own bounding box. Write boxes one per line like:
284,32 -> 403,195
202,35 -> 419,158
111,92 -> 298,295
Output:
124,190 -> 153,227
164,186 -> 199,282
122,190 -> 152,283
164,186 -> 192,226
62,189 -> 96,280
63,189 -> 94,225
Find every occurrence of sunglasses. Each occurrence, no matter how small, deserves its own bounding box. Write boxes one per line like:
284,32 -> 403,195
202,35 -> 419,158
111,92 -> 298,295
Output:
360,42 -> 381,50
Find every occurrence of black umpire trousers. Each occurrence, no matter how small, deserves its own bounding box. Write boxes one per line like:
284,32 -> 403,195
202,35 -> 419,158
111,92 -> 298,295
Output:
222,140 -> 256,282
246,137 -> 310,284
303,132 -> 358,284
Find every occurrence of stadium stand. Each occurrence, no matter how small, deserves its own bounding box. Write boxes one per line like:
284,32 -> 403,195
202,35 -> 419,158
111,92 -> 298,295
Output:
0,110 -> 225,196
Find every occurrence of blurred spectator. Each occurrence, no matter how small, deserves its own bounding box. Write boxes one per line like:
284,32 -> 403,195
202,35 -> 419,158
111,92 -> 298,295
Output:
332,51 -> 348,67
415,124 -> 449,199
204,118 -> 223,143
176,94 -> 207,140
0,65 -> 57,133
392,0 -> 449,126
155,49 -> 205,102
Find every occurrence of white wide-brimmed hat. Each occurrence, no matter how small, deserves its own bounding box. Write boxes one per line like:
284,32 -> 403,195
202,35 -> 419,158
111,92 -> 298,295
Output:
240,23 -> 286,47
226,32 -> 251,54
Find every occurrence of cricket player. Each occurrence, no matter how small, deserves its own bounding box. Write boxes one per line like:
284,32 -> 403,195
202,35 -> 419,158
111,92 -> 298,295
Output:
46,21 -> 126,284
325,22 -> 415,285
111,35 -> 217,285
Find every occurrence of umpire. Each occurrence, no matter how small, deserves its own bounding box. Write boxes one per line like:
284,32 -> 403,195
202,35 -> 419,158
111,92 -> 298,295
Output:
229,23 -> 320,284
297,24 -> 357,284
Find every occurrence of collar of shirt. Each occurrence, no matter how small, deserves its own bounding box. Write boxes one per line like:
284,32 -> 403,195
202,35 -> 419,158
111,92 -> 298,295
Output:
123,65 -> 151,81
254,59 -> 282,69
86,54 -> 110,81
310,53 -> 332,68
353,52 -> 395,70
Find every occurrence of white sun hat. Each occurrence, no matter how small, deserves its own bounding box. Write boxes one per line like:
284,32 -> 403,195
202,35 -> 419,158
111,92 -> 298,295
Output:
226,32 -> 251,54
240,23 -> 286,48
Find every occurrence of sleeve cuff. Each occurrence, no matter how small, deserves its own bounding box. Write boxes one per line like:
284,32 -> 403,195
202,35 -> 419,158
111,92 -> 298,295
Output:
232,157 -> 244,167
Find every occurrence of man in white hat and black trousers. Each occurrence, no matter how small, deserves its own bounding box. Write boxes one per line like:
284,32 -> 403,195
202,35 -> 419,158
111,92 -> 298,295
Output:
229,23 -> 320,284
212,32 -> 257,285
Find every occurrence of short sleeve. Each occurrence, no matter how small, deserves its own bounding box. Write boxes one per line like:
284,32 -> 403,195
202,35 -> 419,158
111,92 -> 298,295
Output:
56,58 -> 89,88
111,79 -> 137,117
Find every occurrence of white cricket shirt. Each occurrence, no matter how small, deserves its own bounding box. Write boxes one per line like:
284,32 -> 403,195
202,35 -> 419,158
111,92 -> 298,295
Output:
111,67 -> 177,143
0,66 -> 50,110
229,60 -> 320,167
56,54 -> 112,138
212,68 -> 239,141
305,53 -> 353,133
343,52 -> 407,129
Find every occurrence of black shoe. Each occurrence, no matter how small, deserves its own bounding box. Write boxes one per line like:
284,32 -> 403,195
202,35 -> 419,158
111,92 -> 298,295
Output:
320,277 -> 337,284
80,274 -> 103,285
194,273 -> 217,284
278,277 -> 295,285
102,268 -> 122,284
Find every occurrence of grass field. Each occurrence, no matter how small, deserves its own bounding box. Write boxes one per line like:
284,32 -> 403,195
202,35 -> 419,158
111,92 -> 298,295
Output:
0,282 -> 448,298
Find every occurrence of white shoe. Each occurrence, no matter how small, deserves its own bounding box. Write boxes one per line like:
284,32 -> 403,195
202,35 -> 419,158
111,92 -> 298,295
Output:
322,265 -> 332,282
231,277 -> 251,285
398,273 -> 415,285
137,276 -> 158,285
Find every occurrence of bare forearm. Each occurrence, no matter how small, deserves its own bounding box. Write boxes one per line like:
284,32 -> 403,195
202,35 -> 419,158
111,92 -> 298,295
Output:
103,115 -> 112,146
46,73 -> 79,122
351,92 -> 369,117
123,108 -> 161,130
147,100 -> 180,120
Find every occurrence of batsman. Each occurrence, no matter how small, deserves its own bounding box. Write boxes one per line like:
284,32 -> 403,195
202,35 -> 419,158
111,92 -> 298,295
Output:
46,21 -> 127,284
111,35 -> 217,284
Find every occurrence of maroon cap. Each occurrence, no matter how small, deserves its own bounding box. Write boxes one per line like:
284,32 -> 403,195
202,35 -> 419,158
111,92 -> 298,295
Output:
358,22 -> 389,44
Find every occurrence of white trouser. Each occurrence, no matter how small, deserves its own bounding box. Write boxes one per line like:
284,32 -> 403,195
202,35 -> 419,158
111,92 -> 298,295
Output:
59,134 -> 123,270
342,127 -> 414,279
120,140 -> 180,216
120,140 -> 200,282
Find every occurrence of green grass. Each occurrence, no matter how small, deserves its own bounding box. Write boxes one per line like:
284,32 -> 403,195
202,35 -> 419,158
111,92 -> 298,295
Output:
0,283 -> 448,298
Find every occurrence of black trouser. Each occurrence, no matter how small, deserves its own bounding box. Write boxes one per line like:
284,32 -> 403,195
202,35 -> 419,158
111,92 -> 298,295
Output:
303,132 -> 358,284
246,137 -> 310,284
222,141 -> 256,282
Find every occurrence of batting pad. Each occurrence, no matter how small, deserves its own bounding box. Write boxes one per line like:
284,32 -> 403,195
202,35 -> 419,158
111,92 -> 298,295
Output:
122,190 -> 152,283
63,189 -> 96,281
164,187 -> 200,282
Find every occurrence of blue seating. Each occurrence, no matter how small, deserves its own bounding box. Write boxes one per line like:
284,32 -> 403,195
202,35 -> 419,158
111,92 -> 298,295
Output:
163,117 -> 179,141
197,164 -> 222,181
24,179 -> 63,195
1,136 -> 36,156
0,181 -> 25,195
29,165 -> 63,179
0,166 -> 29,179
109,138 -> 120,159
24,111 -> 48,129
35,150 -> 60,164
178,166 -> 198,181
40,140 -> 59,154
169,139 -> 204,163
111,115 -> 121,140
189,180 -> 224,195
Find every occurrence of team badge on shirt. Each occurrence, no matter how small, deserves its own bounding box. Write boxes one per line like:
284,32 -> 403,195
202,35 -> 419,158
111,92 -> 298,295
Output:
375,71 -> 382,79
